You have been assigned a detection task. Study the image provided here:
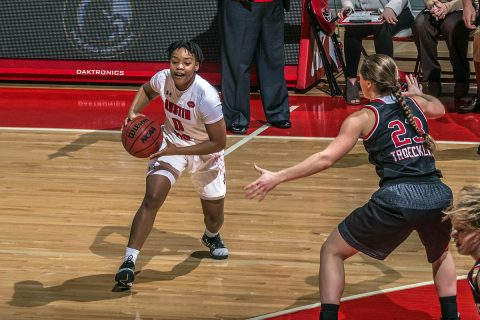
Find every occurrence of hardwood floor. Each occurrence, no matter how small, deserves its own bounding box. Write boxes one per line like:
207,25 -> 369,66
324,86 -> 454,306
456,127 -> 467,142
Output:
0,128 -> 478,319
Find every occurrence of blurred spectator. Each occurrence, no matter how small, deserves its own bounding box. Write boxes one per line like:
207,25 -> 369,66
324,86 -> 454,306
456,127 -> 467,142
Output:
412,0 -> 470,99
338,0 -> 414,104
220,0 -> 291,135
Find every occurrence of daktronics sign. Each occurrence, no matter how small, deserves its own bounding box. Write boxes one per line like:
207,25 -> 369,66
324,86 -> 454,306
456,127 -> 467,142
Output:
76,69 -> 125,76
0,1 -> 302,86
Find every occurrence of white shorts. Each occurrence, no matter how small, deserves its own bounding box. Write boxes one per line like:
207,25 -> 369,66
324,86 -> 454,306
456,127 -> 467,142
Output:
147,139 -> 226,201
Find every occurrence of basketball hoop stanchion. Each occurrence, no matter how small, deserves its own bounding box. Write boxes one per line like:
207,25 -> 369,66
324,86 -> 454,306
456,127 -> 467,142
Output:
306,0 -> 346,96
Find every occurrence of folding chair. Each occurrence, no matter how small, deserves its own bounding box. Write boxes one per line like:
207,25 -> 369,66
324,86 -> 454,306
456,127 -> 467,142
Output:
306,0 -> 346,96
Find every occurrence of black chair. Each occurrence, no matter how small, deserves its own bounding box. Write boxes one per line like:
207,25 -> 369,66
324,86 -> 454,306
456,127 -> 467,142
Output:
306,0 -> 346,96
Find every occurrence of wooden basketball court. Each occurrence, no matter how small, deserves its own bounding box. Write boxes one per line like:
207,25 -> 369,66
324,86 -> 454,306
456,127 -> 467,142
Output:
0,83 -> 479,319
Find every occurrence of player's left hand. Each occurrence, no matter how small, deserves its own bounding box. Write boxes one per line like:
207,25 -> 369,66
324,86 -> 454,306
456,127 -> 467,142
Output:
149,140 -> 178,159
380,7 -> 398,24
244,164 -> 281,201
402,74 -> 423,97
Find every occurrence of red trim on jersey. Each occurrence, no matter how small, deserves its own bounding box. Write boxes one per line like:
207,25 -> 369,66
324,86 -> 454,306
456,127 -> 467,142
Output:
362,105 -> 379,140
468,263 -> 480,292
370,98 -> 384,104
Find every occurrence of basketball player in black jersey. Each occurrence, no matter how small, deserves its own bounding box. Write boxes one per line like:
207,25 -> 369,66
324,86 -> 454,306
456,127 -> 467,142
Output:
245,54 -> 459,320
444,185 -> 480,315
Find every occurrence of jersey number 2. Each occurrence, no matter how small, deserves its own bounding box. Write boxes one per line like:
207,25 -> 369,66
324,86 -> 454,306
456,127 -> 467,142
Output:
388,117 -> 424,148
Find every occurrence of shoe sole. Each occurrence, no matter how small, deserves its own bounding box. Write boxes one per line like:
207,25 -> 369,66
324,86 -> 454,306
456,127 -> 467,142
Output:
210,253 -> 228,260
229,130 -> 247,135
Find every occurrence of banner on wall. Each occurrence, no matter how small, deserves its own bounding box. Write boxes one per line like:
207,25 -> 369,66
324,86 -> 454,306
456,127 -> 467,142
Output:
0,0 -> 303,86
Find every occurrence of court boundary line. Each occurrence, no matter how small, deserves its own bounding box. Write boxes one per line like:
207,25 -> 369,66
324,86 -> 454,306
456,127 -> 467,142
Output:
0,126 -> 478,146
225,105 -> 300,156
246,275 -> 468,320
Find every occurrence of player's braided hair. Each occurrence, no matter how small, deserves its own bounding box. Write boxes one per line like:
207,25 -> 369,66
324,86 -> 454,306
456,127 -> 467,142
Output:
167,40 -> 204,65
359,54 -> 436,152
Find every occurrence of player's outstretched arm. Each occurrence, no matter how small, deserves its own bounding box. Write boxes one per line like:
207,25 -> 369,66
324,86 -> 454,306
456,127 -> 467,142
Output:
245,109 -> 371,201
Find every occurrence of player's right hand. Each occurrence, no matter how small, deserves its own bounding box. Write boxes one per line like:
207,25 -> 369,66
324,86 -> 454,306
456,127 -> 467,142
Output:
244,164 -> 281,202
122,113 -> 144,128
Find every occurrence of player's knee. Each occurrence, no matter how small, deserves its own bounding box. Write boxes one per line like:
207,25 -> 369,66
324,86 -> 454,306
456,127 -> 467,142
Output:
142,192 -> 165,212
320,241 -> 335,259
320,238 -> 349,261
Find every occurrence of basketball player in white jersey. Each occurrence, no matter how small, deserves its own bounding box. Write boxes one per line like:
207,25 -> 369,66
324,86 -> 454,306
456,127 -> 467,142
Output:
115,40 -> 228,289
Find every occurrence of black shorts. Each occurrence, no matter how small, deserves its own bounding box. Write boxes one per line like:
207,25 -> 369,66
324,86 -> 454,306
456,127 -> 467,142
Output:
338,181 -> 453,262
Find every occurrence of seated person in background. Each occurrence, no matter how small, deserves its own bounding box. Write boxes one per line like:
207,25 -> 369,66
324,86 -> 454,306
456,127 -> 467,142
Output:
459,0 -> 480,114
338,0 -> 414,104
460,0 -> 480,155
444,185 -> 480,315
412,0 -> 470,99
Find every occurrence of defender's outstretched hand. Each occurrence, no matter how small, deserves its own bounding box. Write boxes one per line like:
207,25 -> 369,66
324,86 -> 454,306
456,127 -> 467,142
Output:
244,164 -> 281,201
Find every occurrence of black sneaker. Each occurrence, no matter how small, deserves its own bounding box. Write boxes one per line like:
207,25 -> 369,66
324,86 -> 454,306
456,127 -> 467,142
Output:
115,256 -> 135,288
201,233 -> 229,260
459,97 -> 480,113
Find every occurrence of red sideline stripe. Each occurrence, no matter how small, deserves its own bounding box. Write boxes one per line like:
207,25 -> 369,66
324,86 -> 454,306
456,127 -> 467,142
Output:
264,279 -> 478,320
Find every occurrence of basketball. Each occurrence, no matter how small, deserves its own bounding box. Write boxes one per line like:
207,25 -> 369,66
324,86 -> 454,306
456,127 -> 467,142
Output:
121,115 -> 163,158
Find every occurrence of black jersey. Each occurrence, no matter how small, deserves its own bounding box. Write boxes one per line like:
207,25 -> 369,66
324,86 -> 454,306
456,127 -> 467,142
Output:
362,96 -> 442,186
468,258 -> 480,314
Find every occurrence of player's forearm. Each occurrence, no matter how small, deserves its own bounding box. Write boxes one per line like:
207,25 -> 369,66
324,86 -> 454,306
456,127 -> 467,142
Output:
277,152 -> 333,183
128,87 -> 152,117
175,140 -> 225,156
415,93 -> 445,119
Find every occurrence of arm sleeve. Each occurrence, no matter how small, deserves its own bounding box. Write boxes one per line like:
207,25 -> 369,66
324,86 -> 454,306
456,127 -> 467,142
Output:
149,70 -> 168,93
342,0 -> 355,9
386,0 -> 408,15
444,0 -> 462,13
198,86 -> 224,124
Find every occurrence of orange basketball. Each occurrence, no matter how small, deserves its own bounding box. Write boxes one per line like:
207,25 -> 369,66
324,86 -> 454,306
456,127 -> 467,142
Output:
121,115 -> 163,158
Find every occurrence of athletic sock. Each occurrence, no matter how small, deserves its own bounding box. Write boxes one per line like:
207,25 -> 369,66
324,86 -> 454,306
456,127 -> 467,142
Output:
439,296 -> 458,320
124,247 -> 140,263
319,303 -> 339,320
205,228 -> 218,238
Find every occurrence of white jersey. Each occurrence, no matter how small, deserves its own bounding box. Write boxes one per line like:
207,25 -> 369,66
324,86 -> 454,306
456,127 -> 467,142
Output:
150,69 -> 223,147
